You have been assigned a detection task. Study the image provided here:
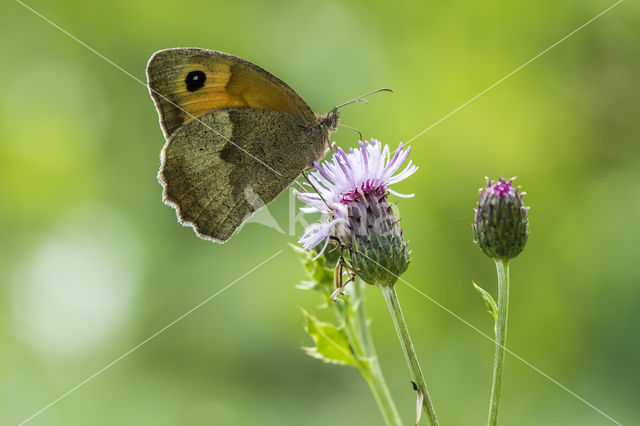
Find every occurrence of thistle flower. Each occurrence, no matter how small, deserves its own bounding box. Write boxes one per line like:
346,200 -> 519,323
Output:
295,139 -> 417,287
473,177 -> 529,260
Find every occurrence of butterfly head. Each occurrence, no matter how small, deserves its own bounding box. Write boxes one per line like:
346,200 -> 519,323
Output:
319,108 -> 340,133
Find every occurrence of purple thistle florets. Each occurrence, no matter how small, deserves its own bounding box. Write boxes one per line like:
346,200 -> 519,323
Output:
490,178 -> 517,198
473,177 -> 529,260
295,139 -> 416,287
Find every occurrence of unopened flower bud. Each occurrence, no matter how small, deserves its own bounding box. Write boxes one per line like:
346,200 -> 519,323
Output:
473,177 -> 529,260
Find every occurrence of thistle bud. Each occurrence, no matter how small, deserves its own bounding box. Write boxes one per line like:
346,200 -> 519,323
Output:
347,191 -> 410,288
473,177 -> 529,260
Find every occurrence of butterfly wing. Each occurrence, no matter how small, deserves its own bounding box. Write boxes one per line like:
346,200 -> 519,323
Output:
146,48 -> 317,138
160,107 -> 327,242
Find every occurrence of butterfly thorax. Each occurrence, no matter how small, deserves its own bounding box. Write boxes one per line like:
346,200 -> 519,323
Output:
308,108 -> 339,164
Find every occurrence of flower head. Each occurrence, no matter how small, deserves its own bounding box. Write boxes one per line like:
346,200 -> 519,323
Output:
295,139 -> 416,287
473,177 -> 529,260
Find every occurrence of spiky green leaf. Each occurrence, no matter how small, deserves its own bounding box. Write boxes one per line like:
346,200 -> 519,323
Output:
301,309 -> 362,367
291,244 -> 334,292
473,281 -> 498,328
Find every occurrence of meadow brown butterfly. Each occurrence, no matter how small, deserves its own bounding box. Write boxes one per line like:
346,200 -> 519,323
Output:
146,48 -> 340,242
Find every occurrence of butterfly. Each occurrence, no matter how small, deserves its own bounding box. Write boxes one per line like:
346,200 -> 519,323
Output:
146,48 -> 340,242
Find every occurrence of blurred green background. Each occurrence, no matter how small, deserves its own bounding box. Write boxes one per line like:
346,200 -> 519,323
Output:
1,0 -> 638,425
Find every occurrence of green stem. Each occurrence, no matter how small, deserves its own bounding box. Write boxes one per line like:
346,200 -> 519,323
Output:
380,285 -> 439,426
339,280 -> 403,426
487,259 -> 510,425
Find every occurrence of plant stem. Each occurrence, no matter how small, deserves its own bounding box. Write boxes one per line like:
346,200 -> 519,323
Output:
380,285 -> 439,426
340,279 -> 403,426
487,259 -> 510,425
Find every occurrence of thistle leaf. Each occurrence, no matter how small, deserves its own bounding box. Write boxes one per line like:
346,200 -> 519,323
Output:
473,281 -> 498,327
291,244 -> 334,292
301,309 -> 361,367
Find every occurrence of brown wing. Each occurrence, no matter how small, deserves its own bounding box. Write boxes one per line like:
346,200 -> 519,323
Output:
146,48 -> 317,138
159,107 -> 327,242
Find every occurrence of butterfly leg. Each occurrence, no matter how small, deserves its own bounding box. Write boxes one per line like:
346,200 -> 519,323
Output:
301,171 -> 331,209
293,180 -> 308,193
337,123 -> 364,142
330,240 -> 357,303
331,260 -> 356,303
330,260 -> 345,303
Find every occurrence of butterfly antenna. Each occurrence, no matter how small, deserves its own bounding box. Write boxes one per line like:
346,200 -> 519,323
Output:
338,123 -> 364,141
333,88 -> 393,110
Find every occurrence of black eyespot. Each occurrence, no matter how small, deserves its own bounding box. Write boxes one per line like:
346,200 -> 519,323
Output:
185,70 -> 206,92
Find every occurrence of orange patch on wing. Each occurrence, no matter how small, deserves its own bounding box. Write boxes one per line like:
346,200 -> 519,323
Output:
173,63 -> 301,126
